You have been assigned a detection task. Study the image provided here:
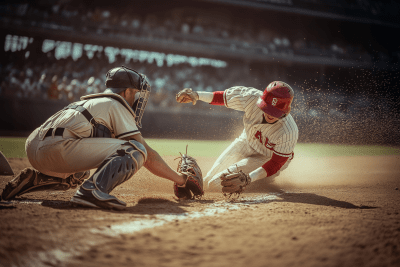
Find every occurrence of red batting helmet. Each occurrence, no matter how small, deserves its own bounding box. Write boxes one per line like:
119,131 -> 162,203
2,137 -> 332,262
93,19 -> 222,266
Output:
257,81 -> 294,118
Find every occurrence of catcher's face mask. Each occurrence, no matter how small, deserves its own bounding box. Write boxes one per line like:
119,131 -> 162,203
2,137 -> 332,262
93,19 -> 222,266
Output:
126,67 -> 151,128
132,73 -> 151,128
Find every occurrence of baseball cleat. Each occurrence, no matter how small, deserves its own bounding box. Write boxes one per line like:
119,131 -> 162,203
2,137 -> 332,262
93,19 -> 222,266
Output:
1,168 -> 36,200
70,188 -> 127,210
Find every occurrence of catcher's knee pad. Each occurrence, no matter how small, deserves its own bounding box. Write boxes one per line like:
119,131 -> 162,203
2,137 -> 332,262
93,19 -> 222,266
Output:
126,139 -> 147,168
81,141 -> 146,197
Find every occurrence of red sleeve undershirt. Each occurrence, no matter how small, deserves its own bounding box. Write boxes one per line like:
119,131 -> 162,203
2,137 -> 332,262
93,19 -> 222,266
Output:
210,91 -> 225,106
262,153 -> 289,177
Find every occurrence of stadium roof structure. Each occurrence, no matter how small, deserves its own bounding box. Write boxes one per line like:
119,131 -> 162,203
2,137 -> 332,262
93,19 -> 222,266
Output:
202,0 -> 400,28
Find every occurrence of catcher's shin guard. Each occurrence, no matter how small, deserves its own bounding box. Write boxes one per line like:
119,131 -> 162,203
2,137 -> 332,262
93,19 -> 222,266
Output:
1,167 -> 90,200
71,141 -> 147,210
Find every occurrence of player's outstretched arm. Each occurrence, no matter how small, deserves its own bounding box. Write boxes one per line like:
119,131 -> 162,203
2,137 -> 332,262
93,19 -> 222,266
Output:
176,88 -> 214,105
125,134 -> 186,185
249,153 -> 291,182
249,167 -> 268,181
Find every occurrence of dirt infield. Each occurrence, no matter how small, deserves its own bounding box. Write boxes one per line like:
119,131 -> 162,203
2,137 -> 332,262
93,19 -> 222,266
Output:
1,155 -> 399,267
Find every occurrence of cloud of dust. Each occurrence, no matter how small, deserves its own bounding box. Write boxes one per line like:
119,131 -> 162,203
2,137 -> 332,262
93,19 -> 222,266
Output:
275,155 -> 399,189
292,66 -> 400,146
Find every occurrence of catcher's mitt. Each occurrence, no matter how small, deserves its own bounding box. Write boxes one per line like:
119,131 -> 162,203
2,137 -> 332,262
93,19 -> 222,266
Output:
220,170 -> 251,195
174,146 -> 204,200
176,88 -> 199,105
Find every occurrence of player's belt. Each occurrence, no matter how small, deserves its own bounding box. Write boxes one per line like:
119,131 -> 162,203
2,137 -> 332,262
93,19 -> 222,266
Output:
44,128 -> 65,138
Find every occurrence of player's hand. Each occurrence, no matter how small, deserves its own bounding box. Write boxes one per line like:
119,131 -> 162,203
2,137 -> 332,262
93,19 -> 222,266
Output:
176,88 -> 199,105
220,170 -> 251,195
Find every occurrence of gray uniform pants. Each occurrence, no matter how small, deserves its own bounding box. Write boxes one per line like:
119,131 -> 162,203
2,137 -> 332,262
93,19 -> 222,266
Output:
26,128 -> 134,179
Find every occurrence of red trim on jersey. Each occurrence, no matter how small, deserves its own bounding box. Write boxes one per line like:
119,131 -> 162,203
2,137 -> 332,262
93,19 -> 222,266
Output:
210,91 -> 225,105
265,144 -> 294,158
262,153 -> 289,177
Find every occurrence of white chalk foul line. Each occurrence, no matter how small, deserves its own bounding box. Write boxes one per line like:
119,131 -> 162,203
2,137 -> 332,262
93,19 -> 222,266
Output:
91,193 -> 280,236
8,194 -> 281,236
9,199 -> 66,205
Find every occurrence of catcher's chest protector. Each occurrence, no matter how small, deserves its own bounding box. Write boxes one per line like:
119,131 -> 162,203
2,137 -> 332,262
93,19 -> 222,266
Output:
62,101 -> 112,138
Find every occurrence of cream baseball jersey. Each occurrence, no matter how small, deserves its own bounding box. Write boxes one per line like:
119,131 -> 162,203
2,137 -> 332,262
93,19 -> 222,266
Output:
223,86 -> 298,159
38,94 -> 140,140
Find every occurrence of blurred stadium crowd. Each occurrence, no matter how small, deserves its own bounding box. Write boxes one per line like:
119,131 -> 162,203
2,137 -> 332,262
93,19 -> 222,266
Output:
2,0 -> 398,63
2,45 -> 395,122
0,0 -> 399,121
0,47 -> 246,112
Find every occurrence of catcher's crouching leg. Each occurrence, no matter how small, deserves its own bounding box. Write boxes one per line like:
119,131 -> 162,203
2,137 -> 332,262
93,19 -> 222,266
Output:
71,140 -> 147,210
1,168 -> 90,200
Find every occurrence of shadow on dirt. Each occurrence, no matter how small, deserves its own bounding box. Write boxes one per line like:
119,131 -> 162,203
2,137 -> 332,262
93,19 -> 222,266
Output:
234,192 -> 377,209
0,201 -> 16,209
277,193 -> 377,209
6,188 -> 376,213
246,182 -> 284,193
20,197 -> 216,215
245,180 -> 377,209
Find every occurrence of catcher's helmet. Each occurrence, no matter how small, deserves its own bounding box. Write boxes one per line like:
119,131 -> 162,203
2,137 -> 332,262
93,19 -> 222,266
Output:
105,66 -> 146,93
104,66 -> 151,128
257,81 -> 294,118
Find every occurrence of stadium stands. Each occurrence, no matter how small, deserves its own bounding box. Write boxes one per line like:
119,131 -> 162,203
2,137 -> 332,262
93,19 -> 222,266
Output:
0,0 -> 399,144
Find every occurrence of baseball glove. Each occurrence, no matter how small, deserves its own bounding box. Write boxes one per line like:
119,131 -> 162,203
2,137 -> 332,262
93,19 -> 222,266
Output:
220,170 -> 251,195
176,88 -> 199,105
174,146 -> 204,200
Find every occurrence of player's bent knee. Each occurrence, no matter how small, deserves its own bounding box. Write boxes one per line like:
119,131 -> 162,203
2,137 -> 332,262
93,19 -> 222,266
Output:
72,140 -> 147,209
126,139 -> 147,162
101,150 -> 142,191
82,142 -> 147,195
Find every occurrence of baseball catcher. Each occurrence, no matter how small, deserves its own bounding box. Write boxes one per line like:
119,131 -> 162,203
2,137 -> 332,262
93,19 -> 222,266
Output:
1,66 -> 190,210
174,146 -> 204,199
